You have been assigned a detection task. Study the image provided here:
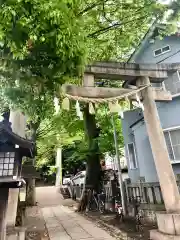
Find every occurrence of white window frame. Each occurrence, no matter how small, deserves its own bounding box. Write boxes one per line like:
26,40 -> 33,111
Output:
154,45 -> 171,57
163,126 -> 180,164
127,142 -> 138,169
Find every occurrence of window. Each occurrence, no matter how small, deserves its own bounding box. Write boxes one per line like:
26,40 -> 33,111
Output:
154,45 -> 171,57
0,152 -> 15,176
154,48 -> 162,56
164,129 -> 180,161
162,45 -> 170,52
127,143 -> 138,169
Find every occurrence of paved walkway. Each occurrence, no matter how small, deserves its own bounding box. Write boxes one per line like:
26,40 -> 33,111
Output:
42,205 -> 115,240
36,186 -> 115,240
36,186 -> 63,207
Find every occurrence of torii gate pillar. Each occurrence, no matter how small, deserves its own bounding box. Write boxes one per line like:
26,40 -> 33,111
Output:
138,77 -> 180,239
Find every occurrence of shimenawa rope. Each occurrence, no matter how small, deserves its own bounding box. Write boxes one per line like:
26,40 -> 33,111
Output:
64,84 -> 150,103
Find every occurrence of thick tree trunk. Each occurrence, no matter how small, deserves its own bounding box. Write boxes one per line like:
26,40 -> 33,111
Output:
78,105 -> 101,212
25,121 -> 39,206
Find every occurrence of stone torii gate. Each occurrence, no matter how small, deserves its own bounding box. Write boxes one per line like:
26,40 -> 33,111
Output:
63,62 -> 180,240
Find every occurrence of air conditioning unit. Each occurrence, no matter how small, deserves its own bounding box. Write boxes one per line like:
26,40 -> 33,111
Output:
149,39 -> 155,44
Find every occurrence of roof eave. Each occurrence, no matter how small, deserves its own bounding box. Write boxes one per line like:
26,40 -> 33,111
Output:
128,22 -> 158,63
130,117 -> 144,129
0,124 -> 35,157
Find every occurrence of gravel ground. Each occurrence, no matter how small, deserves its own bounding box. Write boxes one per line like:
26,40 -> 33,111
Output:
76,211 -> 157,240
67,202 -> 157,240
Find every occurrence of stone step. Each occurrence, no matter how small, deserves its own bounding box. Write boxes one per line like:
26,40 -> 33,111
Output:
150,229 -> 180,240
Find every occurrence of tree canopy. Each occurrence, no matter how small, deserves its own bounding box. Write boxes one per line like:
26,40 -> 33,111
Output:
1,0 -> 178,67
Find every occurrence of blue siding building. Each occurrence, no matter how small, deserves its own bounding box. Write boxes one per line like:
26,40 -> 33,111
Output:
122,25 -> 180,183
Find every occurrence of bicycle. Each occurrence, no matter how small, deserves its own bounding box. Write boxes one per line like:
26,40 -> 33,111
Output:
112,194 -> 124,221
97,191 -> 106,214
129,196 -> 143,232
87,190 -> 106,214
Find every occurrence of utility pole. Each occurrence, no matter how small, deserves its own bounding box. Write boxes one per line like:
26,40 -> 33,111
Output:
111,115 -> 126,215
55,148 -> 62,187
56,135 -> 62,187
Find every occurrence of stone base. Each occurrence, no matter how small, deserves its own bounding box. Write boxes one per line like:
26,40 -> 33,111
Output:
150,230 -> 180,240
6,227 -> 26,240
156,212 -> 180,235
150,212 -> 180,240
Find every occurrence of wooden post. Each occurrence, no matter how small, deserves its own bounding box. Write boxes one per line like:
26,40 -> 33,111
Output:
0,188 -> 9,240
140,76 -> 180,213
124,179 -> 130,204
83,74 -> 94,87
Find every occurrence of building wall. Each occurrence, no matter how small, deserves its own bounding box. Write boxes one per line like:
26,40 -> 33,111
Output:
129,97 -> 180,182
131,121 -> 158,182
132,35 -> 180,64
123,33 -> 180,183
123,97 -> 180,182
9,111 -> 27,138
104,153 -> 127,170
122,110 -> 142,182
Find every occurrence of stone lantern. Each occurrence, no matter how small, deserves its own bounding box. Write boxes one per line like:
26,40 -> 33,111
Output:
0,111 -> 35,240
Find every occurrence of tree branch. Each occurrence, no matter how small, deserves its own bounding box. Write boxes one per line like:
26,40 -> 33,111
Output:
102,0 -> 112,23
88,2 -> 153,38
78,0 -> 108,16
88,15 -> 149,38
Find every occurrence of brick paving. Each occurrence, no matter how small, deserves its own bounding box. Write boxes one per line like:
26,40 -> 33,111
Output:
41,204 -> 115,240
36,186 -> 116,240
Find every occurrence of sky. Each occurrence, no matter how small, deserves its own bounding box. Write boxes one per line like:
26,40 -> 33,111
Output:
158,0 -> 173,4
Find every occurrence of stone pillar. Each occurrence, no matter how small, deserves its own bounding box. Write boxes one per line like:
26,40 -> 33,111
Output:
55,148 -> 62,187
139,77 -> 180,239
140,76 -> 180,213
7,111 -> 26,223
26,178 -> 36,206
0,188 -> 9,240
9,111 -> 26,138
6,189 -> 19,227
83,73 -> 94,87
